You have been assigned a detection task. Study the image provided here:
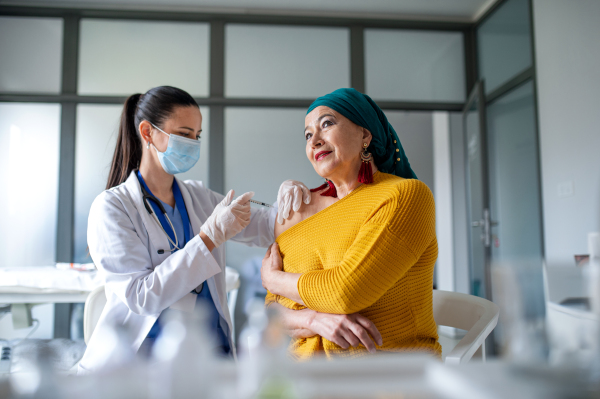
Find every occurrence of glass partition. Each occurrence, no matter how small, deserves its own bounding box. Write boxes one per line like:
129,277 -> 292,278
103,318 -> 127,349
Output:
477,0 -> 532,94
365,29 -> 465,102
0,103 -> 61,267
225,24 -> 350,99
0,17 -> 63,93
78,19 -> 210,96
487,81 -> 542,264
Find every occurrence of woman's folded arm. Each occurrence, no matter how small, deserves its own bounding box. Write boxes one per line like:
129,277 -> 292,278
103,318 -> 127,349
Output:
265,293 -> 383,351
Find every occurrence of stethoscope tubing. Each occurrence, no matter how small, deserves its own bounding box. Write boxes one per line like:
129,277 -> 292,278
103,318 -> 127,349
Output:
140,186 -> 182,252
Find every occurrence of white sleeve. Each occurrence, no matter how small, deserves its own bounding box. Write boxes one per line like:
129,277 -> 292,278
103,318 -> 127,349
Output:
230,203 -> 277,248
201,185 -> 277,248
87,192 -> 221,316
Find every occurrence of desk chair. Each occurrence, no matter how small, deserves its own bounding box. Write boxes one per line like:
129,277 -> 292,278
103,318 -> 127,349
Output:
433,290 -> 499,365
84,267 -> 241,344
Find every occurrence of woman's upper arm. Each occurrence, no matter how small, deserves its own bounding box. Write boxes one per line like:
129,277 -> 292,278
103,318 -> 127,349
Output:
274,205 -> 304,239
297,182 -> 436,314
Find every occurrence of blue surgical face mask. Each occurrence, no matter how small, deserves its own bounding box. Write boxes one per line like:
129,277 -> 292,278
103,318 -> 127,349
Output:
151,123 -> 201,175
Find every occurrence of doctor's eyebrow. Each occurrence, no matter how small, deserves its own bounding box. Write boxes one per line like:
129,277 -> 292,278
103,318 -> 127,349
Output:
179,126 -> 202,133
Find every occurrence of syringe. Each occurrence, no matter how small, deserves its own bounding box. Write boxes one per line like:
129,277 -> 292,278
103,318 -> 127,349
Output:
249,199 -> 272,208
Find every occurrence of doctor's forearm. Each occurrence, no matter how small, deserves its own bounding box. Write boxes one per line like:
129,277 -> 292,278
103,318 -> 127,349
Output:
199,231 -> 215,252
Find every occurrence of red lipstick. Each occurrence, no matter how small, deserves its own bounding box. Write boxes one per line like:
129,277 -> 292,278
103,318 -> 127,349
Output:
315,151 -> 332,161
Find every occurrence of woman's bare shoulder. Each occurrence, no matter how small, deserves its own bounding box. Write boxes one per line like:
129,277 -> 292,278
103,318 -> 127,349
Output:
274,190 -> 335,239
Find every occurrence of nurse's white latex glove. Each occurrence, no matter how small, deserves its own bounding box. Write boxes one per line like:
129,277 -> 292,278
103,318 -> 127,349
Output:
276,180 -> 311,225
201,190 -> 254,248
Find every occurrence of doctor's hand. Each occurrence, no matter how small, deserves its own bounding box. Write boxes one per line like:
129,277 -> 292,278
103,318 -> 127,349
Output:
276,180 -> 311,224
200,190 -> 254,248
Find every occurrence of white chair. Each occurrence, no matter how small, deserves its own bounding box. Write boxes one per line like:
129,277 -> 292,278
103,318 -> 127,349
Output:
432,290 -> 499,365
84,285 -> 107,344
83,266 -> 242,344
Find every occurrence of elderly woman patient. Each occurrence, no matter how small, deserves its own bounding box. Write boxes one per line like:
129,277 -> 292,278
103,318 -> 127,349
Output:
261,88 -> 441,360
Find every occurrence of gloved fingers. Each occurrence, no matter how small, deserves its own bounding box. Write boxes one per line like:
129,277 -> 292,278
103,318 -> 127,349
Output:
279,190 -> 290,208
231,198 -> 251,211
276,210 -> 284,225
232,191 -> 255,205
220,189 -> 235,207
301,183 -> 312,204
282,193 -> 292,220
292,185 -> 303,212
231,206 -> 251,218
277,181 -> 292,204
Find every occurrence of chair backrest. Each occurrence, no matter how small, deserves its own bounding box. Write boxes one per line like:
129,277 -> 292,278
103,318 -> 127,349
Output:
83,267 -> 242,345
432,290 -> 499,364
84,285 -> 107,344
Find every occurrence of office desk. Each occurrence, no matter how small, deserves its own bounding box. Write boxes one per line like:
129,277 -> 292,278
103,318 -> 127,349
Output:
0,288 -> 90,305
0,267 -> 102,329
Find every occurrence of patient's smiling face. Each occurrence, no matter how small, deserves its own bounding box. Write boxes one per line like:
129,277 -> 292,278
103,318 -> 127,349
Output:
304,106 -> 371,181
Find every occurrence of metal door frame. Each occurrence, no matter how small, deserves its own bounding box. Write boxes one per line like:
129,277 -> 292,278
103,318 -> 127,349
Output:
462,80 -> 494,303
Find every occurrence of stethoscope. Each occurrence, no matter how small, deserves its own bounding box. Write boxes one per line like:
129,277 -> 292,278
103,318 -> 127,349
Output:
139,182 -> 182,252
139,180 -> 205,294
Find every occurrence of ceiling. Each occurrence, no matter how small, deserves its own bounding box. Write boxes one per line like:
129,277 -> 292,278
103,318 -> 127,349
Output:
0,0 -> 499,22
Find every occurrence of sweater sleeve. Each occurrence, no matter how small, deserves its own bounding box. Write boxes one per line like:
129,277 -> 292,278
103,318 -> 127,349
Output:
265,290 -> 306,310
297,180 -> 436,314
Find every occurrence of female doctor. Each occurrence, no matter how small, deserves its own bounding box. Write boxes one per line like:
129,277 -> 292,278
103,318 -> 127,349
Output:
78,86 -> 310,374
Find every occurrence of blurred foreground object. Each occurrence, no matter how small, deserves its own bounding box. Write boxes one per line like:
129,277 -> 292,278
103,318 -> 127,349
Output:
492,259 -> 548,362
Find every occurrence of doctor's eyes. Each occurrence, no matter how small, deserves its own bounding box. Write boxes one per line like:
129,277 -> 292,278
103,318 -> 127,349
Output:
178,132 -> 201,140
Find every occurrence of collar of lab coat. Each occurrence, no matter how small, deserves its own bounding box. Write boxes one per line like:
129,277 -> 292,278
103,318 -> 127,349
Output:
124,171 -> 202,255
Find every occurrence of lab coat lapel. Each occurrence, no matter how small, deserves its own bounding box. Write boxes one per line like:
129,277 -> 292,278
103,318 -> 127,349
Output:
124,172 -> 170,256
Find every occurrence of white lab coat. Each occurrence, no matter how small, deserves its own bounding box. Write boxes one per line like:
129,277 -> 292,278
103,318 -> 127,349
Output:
78,171 -> 276,374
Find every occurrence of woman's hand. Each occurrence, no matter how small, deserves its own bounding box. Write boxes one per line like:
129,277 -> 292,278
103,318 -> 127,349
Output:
276,180 -> 311,225
268,303 -> 382,353
305,309 -> 383,353
261,242 -> 284,282
261,243 -> 303,304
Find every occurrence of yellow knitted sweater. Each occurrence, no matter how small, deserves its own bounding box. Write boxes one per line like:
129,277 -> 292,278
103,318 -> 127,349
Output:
265,172 -> 441,360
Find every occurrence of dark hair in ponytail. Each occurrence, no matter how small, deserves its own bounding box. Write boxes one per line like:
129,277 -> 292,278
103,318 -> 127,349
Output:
105,86 -> 199,190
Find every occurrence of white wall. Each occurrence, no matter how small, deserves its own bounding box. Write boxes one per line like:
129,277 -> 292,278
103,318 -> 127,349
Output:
533,0 -> 600,266
433,112 -> 454,291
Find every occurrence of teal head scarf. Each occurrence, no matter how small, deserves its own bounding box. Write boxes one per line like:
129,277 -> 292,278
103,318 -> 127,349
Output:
307,88 -> 417,180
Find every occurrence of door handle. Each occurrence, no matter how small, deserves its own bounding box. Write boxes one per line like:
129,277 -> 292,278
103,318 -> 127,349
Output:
472,209 -> 498,247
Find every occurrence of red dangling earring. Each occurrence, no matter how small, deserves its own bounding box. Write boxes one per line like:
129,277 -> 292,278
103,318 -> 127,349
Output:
310,179 -> 337,197
358,143 -> 374,184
